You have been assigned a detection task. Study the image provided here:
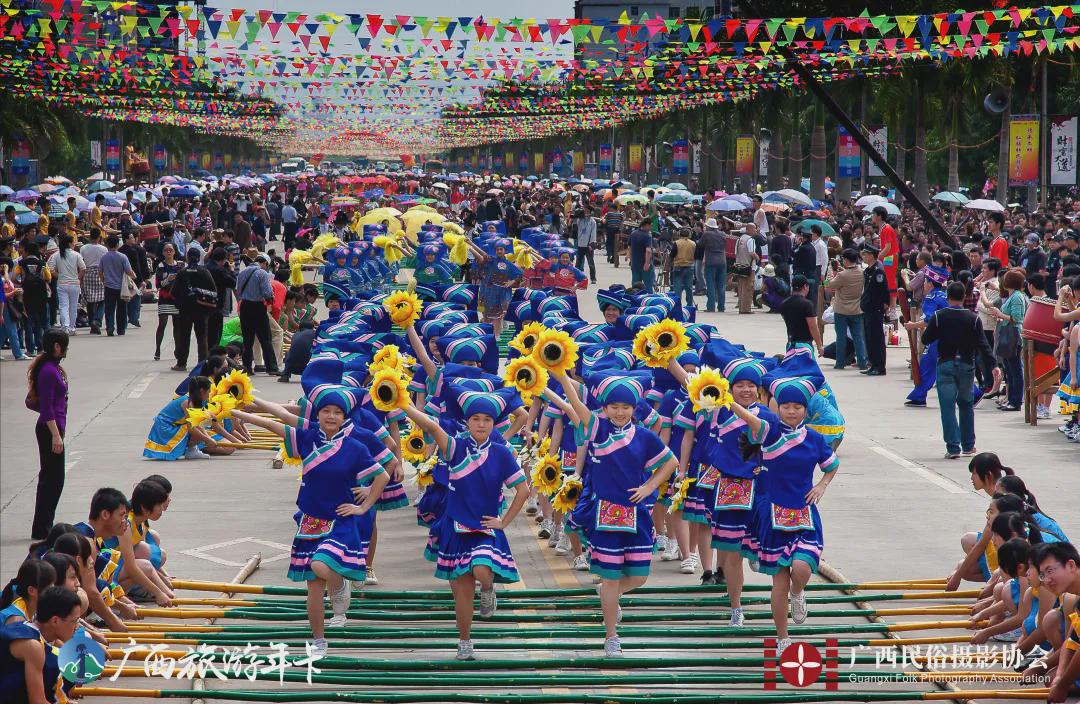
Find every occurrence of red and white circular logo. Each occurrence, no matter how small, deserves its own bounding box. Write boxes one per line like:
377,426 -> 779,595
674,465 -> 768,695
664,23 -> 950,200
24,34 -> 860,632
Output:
778,641 -> 824,688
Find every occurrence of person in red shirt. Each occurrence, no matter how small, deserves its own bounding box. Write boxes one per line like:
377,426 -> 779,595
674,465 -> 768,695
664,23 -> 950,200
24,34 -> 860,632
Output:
544,249 -> 588,295
871,206 -> 900,307
986,212 -> 1009,267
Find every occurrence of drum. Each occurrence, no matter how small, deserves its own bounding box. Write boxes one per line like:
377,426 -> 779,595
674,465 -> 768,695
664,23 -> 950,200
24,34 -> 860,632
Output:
1022,296 -> 1065,345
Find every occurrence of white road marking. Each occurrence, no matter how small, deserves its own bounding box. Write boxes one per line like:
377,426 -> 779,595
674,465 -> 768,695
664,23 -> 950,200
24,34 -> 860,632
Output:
128,373 -> 158,398
870,447 -> 968,494
181,537 -> 291,567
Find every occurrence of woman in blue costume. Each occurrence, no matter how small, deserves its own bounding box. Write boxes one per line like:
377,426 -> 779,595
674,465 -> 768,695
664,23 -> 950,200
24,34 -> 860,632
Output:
470,237 -> 523,336
232,387 -> 388,657
401,386 -> 530,661
0,586 -> 80,704
728,370 -> 840,652
653,352 -> 698,570
1,561 -> 55,626
667,346 -> 778,622
553,369 -> 678,657
143,377 -> 237,461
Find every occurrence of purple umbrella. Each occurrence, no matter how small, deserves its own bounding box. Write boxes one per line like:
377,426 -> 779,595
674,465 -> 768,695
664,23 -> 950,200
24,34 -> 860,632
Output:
13,189 -> 40,202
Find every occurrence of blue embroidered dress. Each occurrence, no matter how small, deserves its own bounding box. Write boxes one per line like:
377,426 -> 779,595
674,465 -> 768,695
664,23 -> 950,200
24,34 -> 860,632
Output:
143,395 -> 196,460
568,416 -> 675,580
282,425 -> 385,582
740,420 -> 839,575
707,403 -> 775,552
424,432 -> 526,583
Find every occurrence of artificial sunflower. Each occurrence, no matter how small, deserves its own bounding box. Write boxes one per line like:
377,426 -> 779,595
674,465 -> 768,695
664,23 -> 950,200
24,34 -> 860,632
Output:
402,425 -> 428,464
686,366 -> 733,412
538,435 -> 551,459
632,319 -> 690,368
184,406 -> 213,429
509,322 -> 546,356
383,290 -> 423,327
670,477 -> 696,512
206,394 -> 237,421
552,476 -> 583,513
415,457 -> 437,489
216,369 -> 255,407
532,328 -> 578,375
278,446 -> 302,467
531,454 -> 563,496
370,369 -> 410,412
504,356 -> 549,402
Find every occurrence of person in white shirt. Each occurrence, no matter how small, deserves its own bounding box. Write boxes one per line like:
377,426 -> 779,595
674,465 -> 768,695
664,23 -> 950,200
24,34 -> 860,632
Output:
752,195 -> 770,237
47,235 -> 86,333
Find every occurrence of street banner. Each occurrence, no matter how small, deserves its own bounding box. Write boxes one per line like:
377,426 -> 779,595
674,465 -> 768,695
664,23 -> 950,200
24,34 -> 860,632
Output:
599,144 -> 612,173
735,136 -> 754,176
12,135 -> 30,175
105,139 -> 120,171
759,137 -> 770,176
152,145 -> 167,170
673,139 -> 689,174
837,126 -> 861,178
572,150 -> 584,175
867,126 -> 888,177
1008,114 -> 1039,186
692,141 -> 702,174
1049,115 -> 1077,185
629,144 -> 642,173
534,151 -> 544,173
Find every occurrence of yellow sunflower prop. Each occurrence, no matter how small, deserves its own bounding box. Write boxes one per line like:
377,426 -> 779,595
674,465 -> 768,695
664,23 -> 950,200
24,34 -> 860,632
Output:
509,322 -> 546,356
532,328 -> 578,375
531,454 -> 563,496
206,394 -> 237,421
215,370 -> 255,407
184,406 -> 213,429
504,356 -> 549,403
686,367 -> 733,412
416,460 -> 435,489
552,476 -> 583,513
402,425 -> 428,464
670,477 -> 696,512
383,290 -> 423,327
538,435 -> 551,458
370,369 -> 410,412
632,319 -> 690,368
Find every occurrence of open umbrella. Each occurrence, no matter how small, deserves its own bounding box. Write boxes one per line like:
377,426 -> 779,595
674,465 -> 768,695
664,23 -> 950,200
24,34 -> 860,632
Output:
167,186 -> 201,198
860,202 -> 901,216
13,189 -> 40,202
769,189 -> 814,207
727,193 -> 753,207
964,199 -> 1006,213
655,192 -> 692,205
431,183 -> 450,191
486,189 -> 504,196
0,186 -> 13,196
615,193 -> 649,205
932,191 -> 969,205
0,201 -> 32,214
665,182 -> 688,191
706,198 -> 747,212
793,218 -> 837,236
86,180 -> 115,192
854,194 -> 887,208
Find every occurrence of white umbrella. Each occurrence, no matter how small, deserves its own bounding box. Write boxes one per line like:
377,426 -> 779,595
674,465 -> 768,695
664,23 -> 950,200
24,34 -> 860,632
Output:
771,188 -> 814,207
964,199 -> 1006,213
728,193 -> 753,207
706,198 -> 747,212
858,201 -> 901,216
855,194 -> 888,208
431,183 -> 450,191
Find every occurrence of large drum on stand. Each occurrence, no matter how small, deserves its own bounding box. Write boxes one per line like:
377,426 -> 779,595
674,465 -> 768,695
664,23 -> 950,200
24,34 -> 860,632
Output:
1022,296 -> 1065,346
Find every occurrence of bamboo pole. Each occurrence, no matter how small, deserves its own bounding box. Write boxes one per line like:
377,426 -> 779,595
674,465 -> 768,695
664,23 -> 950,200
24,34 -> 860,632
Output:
190,554 -> 261,704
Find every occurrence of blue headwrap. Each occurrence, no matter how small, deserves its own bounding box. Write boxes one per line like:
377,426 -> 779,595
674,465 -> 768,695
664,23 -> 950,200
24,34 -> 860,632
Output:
597,287 -> 629,313
586,370 -> 654,406
537,295 -> 579,318
437,334 -> 499,373
309,385 -> 358,416
447,385 -> 519,422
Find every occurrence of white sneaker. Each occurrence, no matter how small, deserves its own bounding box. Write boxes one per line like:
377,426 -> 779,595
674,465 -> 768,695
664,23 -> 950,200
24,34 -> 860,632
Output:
327,614 -> 347,627
661,540 -> 680,562
1037,405 -> 1050,419
185,446 -> 210,460
547,525 -> 561,548
538,519 -> 553,540
655,535 -> 669,552
456,639 -> 475,660
525,497 -> 539,515
364,568 -> 378,586
311,638 -> 328,658
1058,422 -> 1075,434
616,605 -> 623,624
776,637 -> 792,653
790,591 -> 808,624
604,636 -> 623,657
729,607 -> 744,627
572,553 -> 589,571
679,554 -> 699,574
329,581 -> 350,620
554,533 -> 571,556
479,588 -> 497,618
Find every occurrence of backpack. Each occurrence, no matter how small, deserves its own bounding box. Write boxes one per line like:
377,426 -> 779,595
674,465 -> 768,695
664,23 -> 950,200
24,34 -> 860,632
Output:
20,259 -> 49,306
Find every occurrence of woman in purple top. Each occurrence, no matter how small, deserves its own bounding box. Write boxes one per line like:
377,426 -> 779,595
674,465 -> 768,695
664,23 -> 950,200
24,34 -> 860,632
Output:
26,328 -> 70,540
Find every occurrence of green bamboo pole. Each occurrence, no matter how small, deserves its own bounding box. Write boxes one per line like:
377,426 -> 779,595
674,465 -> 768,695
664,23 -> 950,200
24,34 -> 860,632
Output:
72,688 -> 1047,703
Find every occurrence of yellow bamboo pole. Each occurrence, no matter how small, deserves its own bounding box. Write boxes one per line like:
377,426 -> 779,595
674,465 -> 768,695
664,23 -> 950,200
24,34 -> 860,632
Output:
922,690 -> 1048,700
168,579 -> 268,594
869,606 -> 973,616
886,620 -> 985,632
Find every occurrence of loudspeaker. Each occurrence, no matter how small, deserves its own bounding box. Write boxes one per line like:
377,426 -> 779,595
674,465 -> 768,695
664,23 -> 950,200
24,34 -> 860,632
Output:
983,89 -> 1009,115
